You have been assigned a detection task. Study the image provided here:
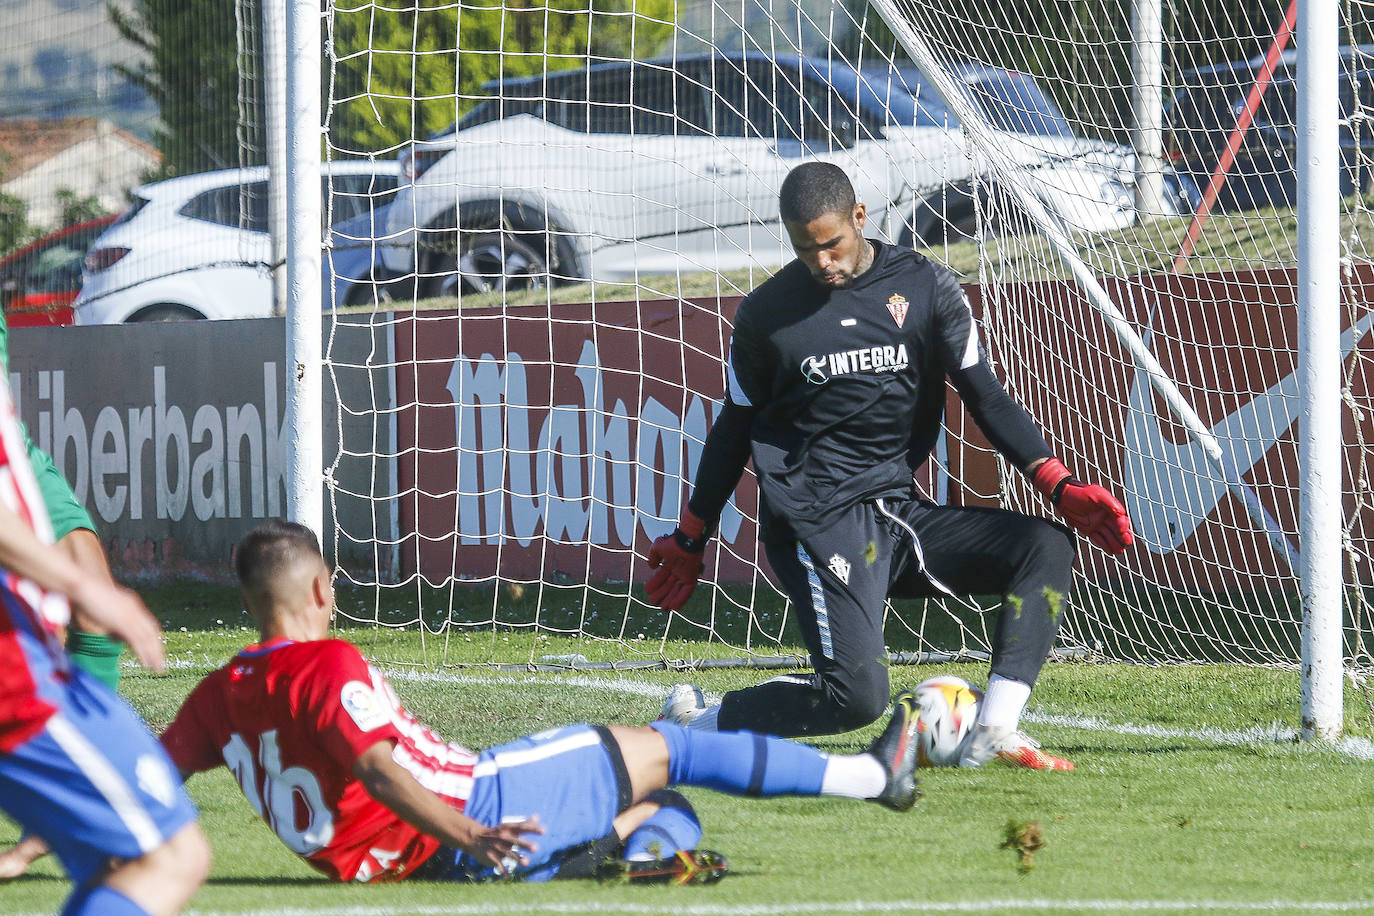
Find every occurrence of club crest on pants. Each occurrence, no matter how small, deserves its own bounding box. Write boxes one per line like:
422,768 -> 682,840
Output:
827,553 -> 851,585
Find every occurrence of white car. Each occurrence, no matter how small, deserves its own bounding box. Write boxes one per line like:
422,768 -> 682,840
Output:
75,161 -> 399,324
382,53 -> 1195,296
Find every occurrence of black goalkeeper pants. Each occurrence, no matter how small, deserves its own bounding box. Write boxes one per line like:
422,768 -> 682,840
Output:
716,495 -> 1077,738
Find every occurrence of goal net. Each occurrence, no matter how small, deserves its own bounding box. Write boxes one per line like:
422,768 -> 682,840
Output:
317,0 -> 1374,677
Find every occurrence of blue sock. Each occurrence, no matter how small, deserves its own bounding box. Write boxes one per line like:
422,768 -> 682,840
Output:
62,884 -> 151,916
624,789 -> 703,860
651,721 -> 827,796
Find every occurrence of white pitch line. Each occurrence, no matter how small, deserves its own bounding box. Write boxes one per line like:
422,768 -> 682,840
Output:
134,660 -> 1373,762
376,667 -> 1374,763
1020,710 -> 1374,762
380,666 -> 726,706
13,899 -> 1374,916
38,898 -> 1354,915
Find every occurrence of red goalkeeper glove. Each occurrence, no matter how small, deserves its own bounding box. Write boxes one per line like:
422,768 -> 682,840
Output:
646,510 -> 713,611
1031,457 -> 1134,554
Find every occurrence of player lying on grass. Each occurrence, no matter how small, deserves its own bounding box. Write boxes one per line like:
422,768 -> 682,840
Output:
11,519 -> 924,885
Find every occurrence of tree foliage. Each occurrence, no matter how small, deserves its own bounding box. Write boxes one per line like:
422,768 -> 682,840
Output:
870,0 -> 1374,144
113,0 -> 677,167
109,0 -> 260,177
112,0 -> 1371,165
329,0 -> 677,154
53,189 -> 108,227
0,193 -> 32,257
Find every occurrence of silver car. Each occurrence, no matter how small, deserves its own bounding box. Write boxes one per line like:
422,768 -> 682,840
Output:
382,53 -> 1190,297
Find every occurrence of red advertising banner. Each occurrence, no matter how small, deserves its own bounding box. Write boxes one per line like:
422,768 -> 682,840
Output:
392,296 -> 762,584
394,263 -> 1374,590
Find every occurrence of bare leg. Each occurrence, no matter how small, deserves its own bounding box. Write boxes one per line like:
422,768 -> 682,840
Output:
102,822 -> 210,916
604,725 -> 671,803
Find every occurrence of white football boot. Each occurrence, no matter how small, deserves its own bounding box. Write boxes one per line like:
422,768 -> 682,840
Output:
958,724 -> 1075,771
658,684 -> 708,726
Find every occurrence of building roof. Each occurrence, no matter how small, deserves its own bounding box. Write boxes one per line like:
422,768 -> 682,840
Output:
0,117 -> 159,181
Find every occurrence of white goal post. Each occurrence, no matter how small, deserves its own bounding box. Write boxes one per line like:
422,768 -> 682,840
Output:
1293,0 -> 1342,740
280,0 -> 1371,739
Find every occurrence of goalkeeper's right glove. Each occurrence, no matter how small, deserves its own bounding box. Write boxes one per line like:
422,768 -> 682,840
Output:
646,509 -> 713,611
1031,457 -> 1134,554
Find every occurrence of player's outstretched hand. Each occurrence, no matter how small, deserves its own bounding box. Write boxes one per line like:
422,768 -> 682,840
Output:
71,580 -> 166,672
645,510 -> 712,611
464,814 -> 544,875
0,502 -> 166,671
0,835 -> 49,882
1031,458 -> 1134,555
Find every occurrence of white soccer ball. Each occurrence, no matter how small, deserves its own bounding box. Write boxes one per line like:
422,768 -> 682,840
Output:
913,675 -> 983,767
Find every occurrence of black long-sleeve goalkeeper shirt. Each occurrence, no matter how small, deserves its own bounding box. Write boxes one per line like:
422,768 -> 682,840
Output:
687,240 -> 1052,541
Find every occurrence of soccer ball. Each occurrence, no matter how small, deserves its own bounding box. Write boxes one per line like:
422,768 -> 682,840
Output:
913,676 -> 983,767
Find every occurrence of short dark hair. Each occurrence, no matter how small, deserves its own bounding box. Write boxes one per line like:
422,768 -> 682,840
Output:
779,162 -> 857,225
234,519 -> 323,596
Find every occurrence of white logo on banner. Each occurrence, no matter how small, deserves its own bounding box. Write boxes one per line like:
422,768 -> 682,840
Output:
447,339 -> 744,548
1122,309 -> 1374,554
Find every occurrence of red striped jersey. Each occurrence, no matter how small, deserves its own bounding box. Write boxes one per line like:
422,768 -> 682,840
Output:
0,377 -> 71,753
161,637 -> 479,882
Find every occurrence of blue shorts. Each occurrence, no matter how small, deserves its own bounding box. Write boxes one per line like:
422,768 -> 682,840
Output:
418,724 -> 630,882
0,670 -> 198,883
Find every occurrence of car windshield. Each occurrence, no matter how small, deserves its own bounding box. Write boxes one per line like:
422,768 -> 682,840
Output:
29,244 -> 85,293
863,66 -> 1073,136
962,71 -> 1073,136
1171,52 -> 1371,144
852,65 -> 957,128
808,61 -> 930,128
459,58 -> 961,135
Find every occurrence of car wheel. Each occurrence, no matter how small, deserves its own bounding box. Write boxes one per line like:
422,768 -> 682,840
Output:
420,228 -> 552,299
939,198 -> 1023,245
451,231 -> 549,296
128,304 -> 205,322
945,208 -> 987,244
343,276 -> 398,308
910,185 -> 1019,247
416,203 -> 578,299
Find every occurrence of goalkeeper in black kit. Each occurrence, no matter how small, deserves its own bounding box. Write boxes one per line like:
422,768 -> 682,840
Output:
645,162 -> 1133,770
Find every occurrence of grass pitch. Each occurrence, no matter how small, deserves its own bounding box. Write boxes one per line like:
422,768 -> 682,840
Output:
4,587 -> 1374,915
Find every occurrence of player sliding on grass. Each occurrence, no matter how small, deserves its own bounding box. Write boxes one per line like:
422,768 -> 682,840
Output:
647,162 -> 1133,770
153,519 -> 922,884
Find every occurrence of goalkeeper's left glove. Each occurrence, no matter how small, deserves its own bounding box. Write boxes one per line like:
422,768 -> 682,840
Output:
645,509 -> 713,611
1031,457 -> 1134,554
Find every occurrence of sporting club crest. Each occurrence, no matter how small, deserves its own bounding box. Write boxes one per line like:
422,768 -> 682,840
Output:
886,293 -> 909,328
828,553 -> 851,585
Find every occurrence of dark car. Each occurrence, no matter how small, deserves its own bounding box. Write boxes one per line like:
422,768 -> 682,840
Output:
0,216 -> 117,327
1165,45 -> 1374,213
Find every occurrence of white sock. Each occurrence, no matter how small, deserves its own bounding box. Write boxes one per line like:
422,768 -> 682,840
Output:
977,674 -> 1031,729
819,753 -> 888,799
686,705 -> 720,731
